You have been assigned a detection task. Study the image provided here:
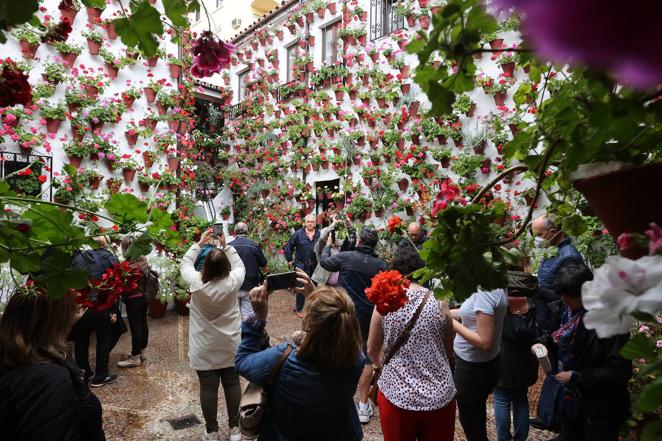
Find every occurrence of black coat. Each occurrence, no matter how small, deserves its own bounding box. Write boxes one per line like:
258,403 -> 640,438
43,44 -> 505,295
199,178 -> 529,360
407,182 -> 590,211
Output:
541,306 -> 632,422
0,359 -> 105,441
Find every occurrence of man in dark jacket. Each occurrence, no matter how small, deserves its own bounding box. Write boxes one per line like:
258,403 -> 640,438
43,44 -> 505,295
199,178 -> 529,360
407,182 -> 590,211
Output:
320,226 -> 387,424
398,221 -> 428,250
532,215 -> 584,290
229,222 -> 268,318
283,214 -> 320,315
540,264 -> 632,441
69,237 -> 119,387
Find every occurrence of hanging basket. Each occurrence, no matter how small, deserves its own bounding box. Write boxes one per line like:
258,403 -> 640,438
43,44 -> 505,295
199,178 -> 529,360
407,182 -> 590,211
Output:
572,162 -> 662,260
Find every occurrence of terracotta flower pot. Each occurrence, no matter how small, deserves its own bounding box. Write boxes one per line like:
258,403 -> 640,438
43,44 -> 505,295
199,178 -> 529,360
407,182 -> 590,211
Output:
83,84 -> 98,99
168,63 -> 181,78
125,131 -> 138,145
45,118 -> 62,134
167,157 -> 180,171
59,6 -> 78,24
19,40 -> 39,59
168,120 -> 180,131
143,118 -> 157,131
122,169 -> 136,183
493,92 -> 507,106
573,162 -> 662,259
168,183 -> 178,192
143,87 -> 156,103
148,300 -> 167,318
106,22 -> 117,39
90,120 -> 104,132
105,64 -> 118,79
501,62 -> 515,76
68,155 -> 82,168
89,176 -> 102,190
156,102 -> 168,115
142,151 -> 154,168
398,179 -> 409,192
86,7 -> 102,24
121,93 -> 135,109
147,56 -> 158,67
175,296 -> 190,316
61,52 -> 78,68
87,39 -> 101,55
419,15 -> 431,29
139,182 -> 150,192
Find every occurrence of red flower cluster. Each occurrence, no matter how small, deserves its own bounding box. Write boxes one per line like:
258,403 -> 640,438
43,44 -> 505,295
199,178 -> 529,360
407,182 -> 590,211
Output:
365,270 -> 410,315
431,179 -> 465,217
191,31 -> 236,78
76,261 -> 143,311
386,215 -> 403,233
0,60 -> 32,107
42,18 -> 73,44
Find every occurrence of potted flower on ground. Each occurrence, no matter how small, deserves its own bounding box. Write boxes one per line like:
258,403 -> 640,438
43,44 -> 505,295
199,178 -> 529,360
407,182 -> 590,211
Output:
40,100 -> 67,134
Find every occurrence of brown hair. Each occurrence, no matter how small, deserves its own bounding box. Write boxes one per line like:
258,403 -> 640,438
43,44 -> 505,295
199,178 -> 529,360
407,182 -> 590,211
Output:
0,291 -> 77,368
121,234 -> 135,256
298,286 -> 362,369
201,249 -> 231,283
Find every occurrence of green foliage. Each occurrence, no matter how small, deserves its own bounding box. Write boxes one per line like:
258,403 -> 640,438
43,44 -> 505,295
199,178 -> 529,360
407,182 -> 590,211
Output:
0,0 -> 39,43
113,1 -> 164,57
416,202 -> 518,300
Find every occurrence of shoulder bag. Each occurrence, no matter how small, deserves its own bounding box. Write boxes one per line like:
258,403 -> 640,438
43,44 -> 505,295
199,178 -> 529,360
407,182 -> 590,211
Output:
368,290 -> 431,404
239,345 -> 293,440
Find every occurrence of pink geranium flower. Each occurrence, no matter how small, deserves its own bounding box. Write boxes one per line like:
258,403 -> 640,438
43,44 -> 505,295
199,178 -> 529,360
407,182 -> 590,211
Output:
190,31 -> 235,78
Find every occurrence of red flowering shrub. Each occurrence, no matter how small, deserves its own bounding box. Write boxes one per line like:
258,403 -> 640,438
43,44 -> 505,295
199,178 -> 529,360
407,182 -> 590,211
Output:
365,270 -> 410,315
386,215 -> 403,233
0,60 -> 32,107
76,261 -> 143,311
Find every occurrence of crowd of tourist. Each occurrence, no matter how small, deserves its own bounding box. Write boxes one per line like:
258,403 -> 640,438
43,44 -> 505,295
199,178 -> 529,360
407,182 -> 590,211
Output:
0,212 -> 633,441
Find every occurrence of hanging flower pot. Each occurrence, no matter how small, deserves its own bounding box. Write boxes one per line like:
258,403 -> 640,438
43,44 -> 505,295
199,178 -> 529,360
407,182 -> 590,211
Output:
89,152 -> 99,161
493,92 -> 507,106
87,39 -> 101,55
473,141 -> 487,155
144,118 -> 157,131
410,101 -> 420,116
419,15 -> 431,29
167,157 -> 180,171
156,102 -> 168,115
83,84 -> 99,99
61,52 -> 78,68
90,120 -> 104,132
143,87 -> 156,103
146,56 -> 158,67
122,168 -> 136,183
45,118 -> 62,134
328,2 -> 337,14
139,182 -> 150,192
125,131 -> 139,145
398,178 -> 409,192
501,62 -> 515,76
106,22 -> 117,39
358,34 -> 367,45
440,158 -> 451,168
168,119 -> 180,131
407,15 -> 416,27
89,176 -> 102,190
105,64 -> 118,79
68,155 -> 83,168
573,162 -> 662,259
121,93 -> 135,109
86,7 -> 102,24
489,38 -> 504,50
276,30 -> 284,40
142,152 -> 154,168
400,83 -> 411,94
59,5 -> 78,23
168,183 -> 178,192
305,12 -> 314,24
168,63 -> 181,78
148,299 -> 167,318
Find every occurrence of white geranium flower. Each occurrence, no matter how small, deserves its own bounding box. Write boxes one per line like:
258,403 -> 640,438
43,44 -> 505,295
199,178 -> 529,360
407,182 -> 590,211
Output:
582,255 -> 662,338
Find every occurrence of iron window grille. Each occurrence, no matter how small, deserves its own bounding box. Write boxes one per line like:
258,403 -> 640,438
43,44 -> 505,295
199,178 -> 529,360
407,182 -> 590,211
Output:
370,0 -> 404,41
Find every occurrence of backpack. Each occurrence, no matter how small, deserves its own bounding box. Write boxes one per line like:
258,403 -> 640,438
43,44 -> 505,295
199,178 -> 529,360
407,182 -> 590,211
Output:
137,269 -> 160,302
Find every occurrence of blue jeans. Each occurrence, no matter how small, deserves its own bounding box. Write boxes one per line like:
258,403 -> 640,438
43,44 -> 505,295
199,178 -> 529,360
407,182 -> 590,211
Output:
493,387 -> 529,441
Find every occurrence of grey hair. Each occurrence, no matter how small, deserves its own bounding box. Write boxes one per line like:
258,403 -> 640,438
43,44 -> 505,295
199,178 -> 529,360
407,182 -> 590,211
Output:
234,222 -> 248,235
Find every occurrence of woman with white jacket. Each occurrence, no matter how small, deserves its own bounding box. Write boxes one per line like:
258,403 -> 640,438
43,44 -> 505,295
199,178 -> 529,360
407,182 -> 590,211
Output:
181,228 -> 246,441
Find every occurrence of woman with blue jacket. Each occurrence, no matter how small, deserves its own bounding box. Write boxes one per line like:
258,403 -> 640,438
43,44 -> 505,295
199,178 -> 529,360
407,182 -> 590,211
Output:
235,269 -> 365,441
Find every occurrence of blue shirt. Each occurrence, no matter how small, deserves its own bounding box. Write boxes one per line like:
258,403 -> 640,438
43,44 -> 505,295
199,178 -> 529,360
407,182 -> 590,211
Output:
283,228 -> 320,276
235,318 -> 364,441
538,238 -> 584,290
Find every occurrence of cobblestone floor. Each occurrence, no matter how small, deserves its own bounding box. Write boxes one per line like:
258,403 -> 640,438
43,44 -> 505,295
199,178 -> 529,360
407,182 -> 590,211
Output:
94,291 -> 558,440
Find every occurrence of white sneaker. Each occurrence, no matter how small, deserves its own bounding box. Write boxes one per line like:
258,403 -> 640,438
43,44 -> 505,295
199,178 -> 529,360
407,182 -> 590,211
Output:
357,402 -> 374,424
140,351 -> 147,362
228,426 -> 241,441
117,354 -> 142,368
202,431 -> 218,441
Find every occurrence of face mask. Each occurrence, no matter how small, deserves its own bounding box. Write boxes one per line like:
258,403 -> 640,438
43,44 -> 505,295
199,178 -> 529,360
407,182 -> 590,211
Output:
534,236 -> 547,249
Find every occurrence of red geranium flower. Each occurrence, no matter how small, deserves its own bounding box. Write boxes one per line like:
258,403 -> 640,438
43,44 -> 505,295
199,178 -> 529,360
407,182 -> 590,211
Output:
365,270 -> 410,315
386,215 -> 403,233
0,61 -> 32,107
190,31 -> 236,78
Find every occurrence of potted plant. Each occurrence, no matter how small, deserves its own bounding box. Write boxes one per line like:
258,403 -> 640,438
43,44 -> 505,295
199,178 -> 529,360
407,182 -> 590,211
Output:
79,73 -> 109,99
118,155 -> 140,182
451,151 -> 485,180
11,26 -> 40,59
65,87 -> 93,113
124,121 -> 150,146
42,62 -> 67,85
453,94 -> 477,116
82,29 -> 104,55
121,87 -> 142,108
40,101 -> 67,134
476,72 -> 515,106
53,42 -> 83,68
220,206 -> 231,220
143,79 -> 164,103
167,55 -> 183,78
58,0 -> 81,24
346,195 -> 372,220
431,147 -> 453,168
32,83 -> 56,100
63,141 -> 90,167
81,168 -> 103,189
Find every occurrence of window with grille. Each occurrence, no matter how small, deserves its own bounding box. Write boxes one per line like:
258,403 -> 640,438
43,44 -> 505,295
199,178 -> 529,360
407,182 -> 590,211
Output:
237,70 -> 249,101
286,43 -> 298,82
370,0 -> 404,41
322,20 -> 341,65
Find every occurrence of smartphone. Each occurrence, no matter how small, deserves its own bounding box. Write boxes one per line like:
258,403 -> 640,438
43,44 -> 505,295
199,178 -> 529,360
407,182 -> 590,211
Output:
213,222 -> 224,237
266,271 -> 298,292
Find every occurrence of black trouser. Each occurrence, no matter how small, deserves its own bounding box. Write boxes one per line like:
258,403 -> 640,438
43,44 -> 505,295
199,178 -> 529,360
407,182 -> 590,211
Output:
561,416 -> 622,441
454,355 -> 500,441
124,297 -> 148,356
70,308 -> 112,379
196,367 -> 241,433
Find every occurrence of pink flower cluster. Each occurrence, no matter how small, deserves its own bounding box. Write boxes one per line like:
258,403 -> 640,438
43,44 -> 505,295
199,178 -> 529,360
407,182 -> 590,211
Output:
191,31 -> 236,78
431,179 -> 465,217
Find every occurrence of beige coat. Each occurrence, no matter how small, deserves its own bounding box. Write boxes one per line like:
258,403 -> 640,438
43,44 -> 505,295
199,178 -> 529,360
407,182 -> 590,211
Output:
180,244 -> 246,371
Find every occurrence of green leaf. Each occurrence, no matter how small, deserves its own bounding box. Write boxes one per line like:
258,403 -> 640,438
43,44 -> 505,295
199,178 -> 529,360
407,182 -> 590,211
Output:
81,0 -> 106,9
105,193 -> 148,224
113,2 -> 163,57
641,418 -> 662,441
561,214 -> 588,237
0,0 -> 39,27
124,232 -> 153,260
636,377 -> 662,413
33,249 -> 89,298
10,251 -> 41,273
620,333 -> 656,360
162,0 -> 189,27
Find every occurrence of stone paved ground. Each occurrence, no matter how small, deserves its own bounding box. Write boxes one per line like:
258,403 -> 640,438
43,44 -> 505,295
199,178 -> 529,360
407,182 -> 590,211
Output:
94,291 -> 557,440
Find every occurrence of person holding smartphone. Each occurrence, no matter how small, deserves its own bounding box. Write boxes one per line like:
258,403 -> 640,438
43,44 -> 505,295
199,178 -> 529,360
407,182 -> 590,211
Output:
180,228 -> 246,441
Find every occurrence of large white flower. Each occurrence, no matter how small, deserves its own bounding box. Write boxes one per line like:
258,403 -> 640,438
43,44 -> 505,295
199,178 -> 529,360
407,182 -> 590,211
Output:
582,255 -> 662,338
